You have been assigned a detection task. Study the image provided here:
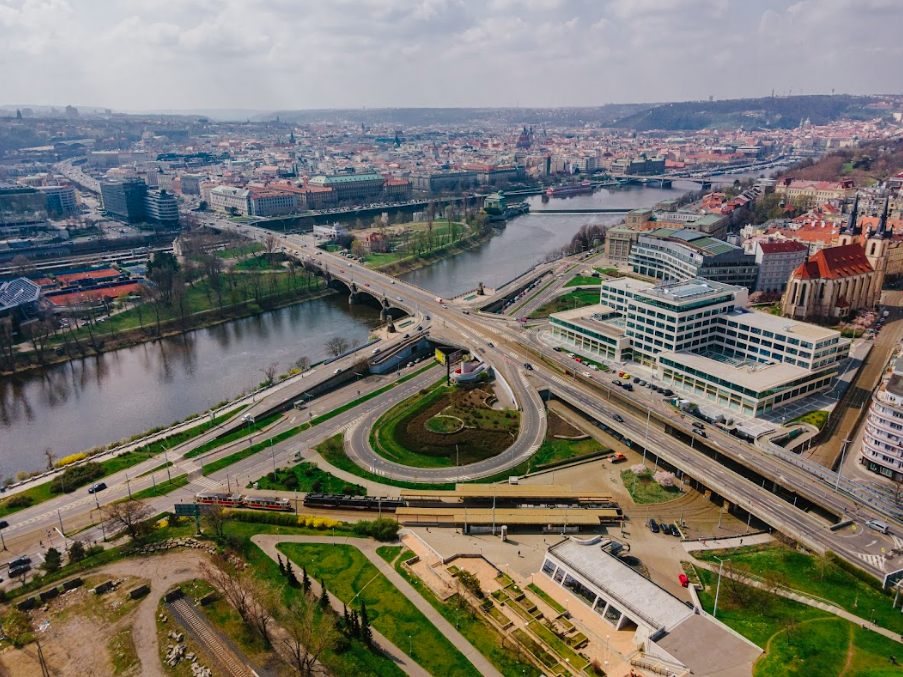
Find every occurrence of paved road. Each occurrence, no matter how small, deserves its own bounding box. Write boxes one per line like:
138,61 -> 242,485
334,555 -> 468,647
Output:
252,534 -> 504,677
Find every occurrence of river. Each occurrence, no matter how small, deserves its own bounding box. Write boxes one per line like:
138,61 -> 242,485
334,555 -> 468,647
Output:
1,181 -> 698,476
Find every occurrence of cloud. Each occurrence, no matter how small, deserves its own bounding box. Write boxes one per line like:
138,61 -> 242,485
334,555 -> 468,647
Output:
0,0 -> 899,110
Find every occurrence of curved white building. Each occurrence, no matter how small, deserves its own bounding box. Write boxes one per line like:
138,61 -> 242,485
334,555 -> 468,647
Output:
860,354 -> 903,481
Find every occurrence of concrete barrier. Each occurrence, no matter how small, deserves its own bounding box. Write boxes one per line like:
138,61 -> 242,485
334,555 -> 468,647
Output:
62,578 -> 84,591
93,581 -> 114,595
129,584 -> 150,600
39,588 -> 59,603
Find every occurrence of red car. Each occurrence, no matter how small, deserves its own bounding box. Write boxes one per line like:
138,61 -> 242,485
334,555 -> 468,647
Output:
678,574 -> 690,588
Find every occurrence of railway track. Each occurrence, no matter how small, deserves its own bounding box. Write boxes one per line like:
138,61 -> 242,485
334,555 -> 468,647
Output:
169,596 -> 255,677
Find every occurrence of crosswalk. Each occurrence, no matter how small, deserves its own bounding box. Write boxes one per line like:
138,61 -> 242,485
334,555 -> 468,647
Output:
194,476 -> 223,491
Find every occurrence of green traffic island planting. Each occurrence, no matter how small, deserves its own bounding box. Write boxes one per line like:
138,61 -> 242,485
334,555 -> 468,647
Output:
392,550 -> 544,677
124,474 -> 190,501
250,462 -> 367,495
694,566 -> 903,677
0,407 -> 245,519
279,542 -> 484,677
620,467 -> 682,504
529,288 -> 601,319
693,543 -> 903,637
369,378 -> 521,469
184,412 -> 283,459
789,410 -> 829,430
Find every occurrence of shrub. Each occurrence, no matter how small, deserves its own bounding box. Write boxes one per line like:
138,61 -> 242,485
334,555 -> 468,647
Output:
2,494 -> 34,510
352,518 -> 400,542
67,540 -> 86,563
51,462 -> 104,495
230,510 -> 300,527
630,464 -> 649,476
56,453 -> 87,468
85,545 -> 104,558
653,471 -> 676,488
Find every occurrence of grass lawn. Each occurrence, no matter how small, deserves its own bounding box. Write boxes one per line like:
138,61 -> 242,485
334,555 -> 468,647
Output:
564,275 -> 601,287
529,289 -> 600,318
393,549 -> 544,677
376,545 -> 404,564
526,583 -> 566,614
594,267 -> 622,277
126,474 -> 189,501
695,568 -> 903,677
317,435 -> 456,490
279,543 -> 482,677
250,462 -> 366,495
694,544 -> 903,635
789,410 -> 829,430
185,412 -> 283,459
370,379 -> 520,468
364,252 -> 406,268
233,255 -> 284,271
620,469 -> 682,504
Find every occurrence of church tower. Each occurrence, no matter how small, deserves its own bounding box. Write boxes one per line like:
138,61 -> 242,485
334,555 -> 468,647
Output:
837,194 -> 860,246
865,199 -> 890,305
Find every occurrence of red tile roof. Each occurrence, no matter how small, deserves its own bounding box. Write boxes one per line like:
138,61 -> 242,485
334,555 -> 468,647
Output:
792,244 -> 873,280
758,241 -> 809,254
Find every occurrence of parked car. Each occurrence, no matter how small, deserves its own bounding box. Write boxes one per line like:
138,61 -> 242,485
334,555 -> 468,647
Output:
612,379 -> 622,386
608,452 -> 627,463
0,520 -> 7,530
648,519 -> 660,534
667,524 -> 680,537
553,346 -> 562,352
678,574 -> 690,588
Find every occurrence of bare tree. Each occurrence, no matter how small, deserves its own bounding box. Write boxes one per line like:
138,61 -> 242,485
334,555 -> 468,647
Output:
325,336 -> 349,357
22,319 -> 56,365
10,255 -> 36,278
264,234 -> 280,260
262,361 -> 280,385
200,504 -> 230,541
282,597 -> 339,677
202,556 -> 276,645
295,355 -> 311,374
102,500 -> 154,541
0,317 -> 15,372
43,448 -> 56,472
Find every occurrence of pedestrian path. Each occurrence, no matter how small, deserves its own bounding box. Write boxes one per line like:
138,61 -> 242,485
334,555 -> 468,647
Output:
682,533 -> 774,552
691,558 -> 903,645
251,534 -> 504,677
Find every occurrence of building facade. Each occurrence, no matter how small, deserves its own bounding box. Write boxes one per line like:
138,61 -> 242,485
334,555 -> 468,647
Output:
781,244 -> 878,321
629,228 -> 759,290
100,178 -> 148,223
775,178 -> 855,202
143,189 -> 179,226
0,186 -> 48,228
38,185 -> 78,216
859,354 -> 903,481
752,241 -> 809,293
209,186 -> 251,216
248,189 -> 299,217
308,172 -> 385,201
605,225 -> 640,262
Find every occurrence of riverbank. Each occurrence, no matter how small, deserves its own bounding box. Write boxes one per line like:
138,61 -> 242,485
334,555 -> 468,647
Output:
366,225 -> 498,277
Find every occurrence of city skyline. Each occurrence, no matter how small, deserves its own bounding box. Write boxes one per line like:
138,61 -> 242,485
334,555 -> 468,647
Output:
1,0 -> 902,112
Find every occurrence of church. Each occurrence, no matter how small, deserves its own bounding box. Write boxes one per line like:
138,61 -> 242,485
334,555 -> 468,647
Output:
781,196 -> 889,321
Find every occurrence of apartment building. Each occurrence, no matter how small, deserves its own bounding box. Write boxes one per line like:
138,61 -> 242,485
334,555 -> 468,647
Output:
859,353 -> 903,481
553,277 -> 848,416
248,189 -> 299,217
752,241 -> 809,293
629,228 -> 759,290
209,186 -> 251,215
143,189 -> 179,226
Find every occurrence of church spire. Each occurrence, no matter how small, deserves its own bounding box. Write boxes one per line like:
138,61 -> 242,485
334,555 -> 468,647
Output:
844,194 -> 860,235
876,198 -> 890,239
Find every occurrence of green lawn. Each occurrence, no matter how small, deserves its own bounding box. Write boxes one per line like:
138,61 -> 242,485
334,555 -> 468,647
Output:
376,545 -> 404,565
393,550 -> 543,677
126,474 -> 189,501
694,545 -> 903,636
526,583 -> 566,614
185,412 -> 283,459
620,469 -> 682,504
529,289 -> 600,318
250,462 -> 366,495
233,255 -> 284,271
695,568 -> 903,677
564,275 -> 601,287
594,267 -> 622,277
279,543 -> 482,677
789,410 -> 829,430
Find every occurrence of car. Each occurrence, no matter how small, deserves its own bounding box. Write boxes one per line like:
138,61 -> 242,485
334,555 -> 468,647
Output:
567,352 -> 576,358
406,362 -> 414,368
391,280 -> 396,284
462,310 -> 470,315
633,377 -> 640,383
397,296 -> 403,301
8,555 -> 31,567
648,519 -> 660,534
364,283 -> 370,287
440,304 -> 448,309
553,346 -> 562,352
8,564 -> 30,578
678,574 -> 690,588
612,379 -> 622,386
524,363 -> 534,370
866,519 -> 890,534
0,520 -> 7,530
487,342 -> 494,348
372,347 -> 381,354
692,421 -> 705,429
575,357 -> 582,363
668,524 -> 680,537
696,430 -> 707,438
403,333 -> 410,338
623,383 -> 633,391
612,413 -> 624,423
333,368 -> 342,374
416,325 -> 423,331
339,269 -> 344,273
608,452 -> 627,463
425,315 -> 431,320
582,371 -> 592,378
88,482 -> 107,494
589,364 -> 598,371
662,389 -> 674,396
638,379 -> 646,386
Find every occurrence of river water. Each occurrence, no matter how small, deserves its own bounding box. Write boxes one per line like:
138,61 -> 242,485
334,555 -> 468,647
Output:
1,182 -> 700,475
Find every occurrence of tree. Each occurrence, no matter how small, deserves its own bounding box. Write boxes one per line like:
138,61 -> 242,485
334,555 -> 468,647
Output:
302,567 -> 311,595
261,361 -> 280,385
22,319 -> 56,366
319,579 -> 329,610
359,601 -> 372,646
285,559 -> 299,588
200,504 -> 230,541
10,255 -> 36,278
42,547 -> 62,573
264,234 -> 279,260
67,540 -> 86,563
278,554 -> 286,576
101,499 -> 154,542
325,336 -> 349,357
146,251 -> 180,305
351,239 -> 367,259
295,355 -> 311,374
202,556 -> 276,645
43,448 -> 56,472
281,597 -> 339,677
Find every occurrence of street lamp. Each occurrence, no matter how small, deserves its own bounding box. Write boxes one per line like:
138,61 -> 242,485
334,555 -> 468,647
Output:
835,437 -> 852,490
713,556 -> 729,618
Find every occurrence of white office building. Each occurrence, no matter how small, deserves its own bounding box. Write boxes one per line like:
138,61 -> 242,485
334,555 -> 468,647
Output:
859,353 -> 903,481
551,277 -> 849,416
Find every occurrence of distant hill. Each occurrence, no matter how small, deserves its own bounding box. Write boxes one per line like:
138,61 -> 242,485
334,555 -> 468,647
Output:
608,95 -> 891,131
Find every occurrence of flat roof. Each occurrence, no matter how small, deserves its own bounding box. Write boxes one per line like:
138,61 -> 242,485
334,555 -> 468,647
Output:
725,309 -> 840,342
659,349 -> 817,391
656,614 -> 761,677
640,277 -> 737,304
399,484 -> 613,500
600,277 -> 654,293
548,540 -> 693,631
396,508 -> 617,525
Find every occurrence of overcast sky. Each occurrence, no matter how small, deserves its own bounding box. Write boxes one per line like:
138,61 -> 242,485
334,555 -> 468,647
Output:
1,0 -> 901,112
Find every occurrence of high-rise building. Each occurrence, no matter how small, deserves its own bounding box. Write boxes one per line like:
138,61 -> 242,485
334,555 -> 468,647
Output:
752,241 -> 809,293
37,185 -> 79,216
143,189 -> 179,227
859,352 -> 903,481
100,178 -> 147,223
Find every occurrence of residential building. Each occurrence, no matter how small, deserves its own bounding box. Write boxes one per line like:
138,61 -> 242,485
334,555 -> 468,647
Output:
180,173 -> 205,195
629,228 -> 759,290
539,540 -> 761,676
37,185 -> 78,216
605,225 -> 641,262
383,177 -> 412,200
248,189 -> 298,217
859,353 -> 903,481
100,178 -> 147,224
209,186 -> 251,216
775,177 -> 855,202
143,189 -> 179,226
556,277 -> 848,415
308,172 -> 385,202
752,241 -> 809,293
